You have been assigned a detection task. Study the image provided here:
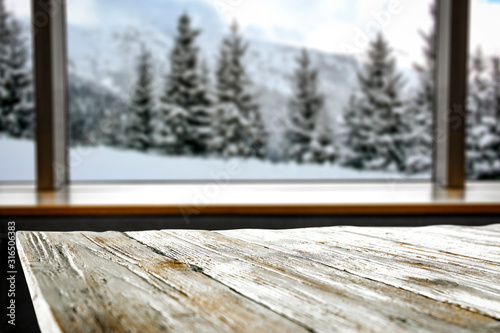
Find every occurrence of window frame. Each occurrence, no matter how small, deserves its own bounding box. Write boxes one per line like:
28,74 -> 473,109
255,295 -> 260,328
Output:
31,0 -> 470,191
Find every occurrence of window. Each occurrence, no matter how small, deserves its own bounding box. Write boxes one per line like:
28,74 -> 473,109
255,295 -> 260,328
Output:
0,0 -> 35,182
467,0 -> 500,180
66,0 -> 435,181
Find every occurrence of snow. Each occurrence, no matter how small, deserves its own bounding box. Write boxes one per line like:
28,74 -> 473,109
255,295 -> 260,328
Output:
479,133 -> 499,149
0,136 -> 35,181
69,146 -> 430,181
0,137 -> 430,181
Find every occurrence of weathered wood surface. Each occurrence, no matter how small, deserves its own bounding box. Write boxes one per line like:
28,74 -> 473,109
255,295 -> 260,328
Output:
221,226 -> 500,318
17,225 -> 500,333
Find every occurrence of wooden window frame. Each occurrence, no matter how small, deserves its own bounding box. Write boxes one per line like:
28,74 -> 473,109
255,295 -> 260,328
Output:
434,0 -> 469,189
32,0 -> 470,191
33,0 -> 68,190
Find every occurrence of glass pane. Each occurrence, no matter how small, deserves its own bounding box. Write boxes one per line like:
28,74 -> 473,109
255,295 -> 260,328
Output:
467,0 -> 500,180
0,0 -> 35,182
67,0 -> 435,181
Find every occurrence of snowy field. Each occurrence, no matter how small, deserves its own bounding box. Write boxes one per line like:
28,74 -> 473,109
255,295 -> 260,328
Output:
0,137 -> 35,181
0,137 -> 429,181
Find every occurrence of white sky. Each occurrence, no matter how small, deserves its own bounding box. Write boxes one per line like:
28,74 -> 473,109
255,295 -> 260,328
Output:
470,0 -> 500,55
5,0 -> 500,66
5,0 -> 99,26
219,0 -> 433,66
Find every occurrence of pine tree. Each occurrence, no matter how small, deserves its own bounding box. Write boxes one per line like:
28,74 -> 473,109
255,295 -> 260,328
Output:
188,58 -> 214,154
405,1 -> 436,173
68,74 -> 122,147
0,0 -> 11,131
342,33 -> 407,172
208,103 -> 252,157
467,49 -> 490,176
491,57 -> 500,178
5,20 -> 35,138
214,22 -> 267,158
199,59 -> 215,105
99,108 -> 117,146
161,13 -> 212,155
466,49 -> 500,179
126,46 -> 154,151
311,117 -> 337,164
101,105 -> 127,148
152,103 -> 191,155
492,57 -> 500,120
284,49 -> 329,163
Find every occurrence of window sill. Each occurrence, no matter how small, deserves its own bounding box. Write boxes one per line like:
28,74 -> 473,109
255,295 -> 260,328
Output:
0,182 -> 499,216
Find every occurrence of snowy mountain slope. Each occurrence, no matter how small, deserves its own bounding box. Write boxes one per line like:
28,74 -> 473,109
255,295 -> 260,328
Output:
66,22 -> 419,116
67,22 -> 360,109
64,0 -> 421,154
67,24 -> 173,98
66,21 -> 362,155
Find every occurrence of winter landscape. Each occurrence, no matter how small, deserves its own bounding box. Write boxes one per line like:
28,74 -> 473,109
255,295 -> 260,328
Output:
0,0 -> 499,181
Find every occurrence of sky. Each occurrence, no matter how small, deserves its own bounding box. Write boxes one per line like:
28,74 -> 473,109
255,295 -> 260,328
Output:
5,0 -> 500,66
470,0 -> 500,55
229,0 -> 434,67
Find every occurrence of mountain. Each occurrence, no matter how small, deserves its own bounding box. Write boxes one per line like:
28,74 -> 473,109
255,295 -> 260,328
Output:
67,23 -> 360,101
63,0 -> 420,155
66,21 -> 362,151
15,0 -> 421,135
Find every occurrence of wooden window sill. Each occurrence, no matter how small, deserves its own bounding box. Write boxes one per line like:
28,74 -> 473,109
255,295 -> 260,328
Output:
1,182 -> 500,216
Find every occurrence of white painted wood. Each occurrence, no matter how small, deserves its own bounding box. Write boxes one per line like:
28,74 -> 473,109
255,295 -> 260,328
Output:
17,236 -> 64,333
129,230 -> 363,332
337,225 -> 500,263
221,227 -> 500,320
130,230 -> 500,332
482,224 -> 500,231
17,231 -> 307,333
164,229 -> 500,332
17,225 -> 500,333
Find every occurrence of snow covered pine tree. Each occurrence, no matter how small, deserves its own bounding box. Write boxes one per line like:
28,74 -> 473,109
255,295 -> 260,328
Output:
342,33 -> 407,172
285,49 -> 335,163
126,46 -> 154,151
491,57 -> 500,178
0,0 -> 10,132
0,0 -> 34,138
404,0 -> 436,174
153,102 -> 191,155
154,13 -> 212,156
68,74 -> 122,147
211,22 -> 267,158
467,49 -> 500,179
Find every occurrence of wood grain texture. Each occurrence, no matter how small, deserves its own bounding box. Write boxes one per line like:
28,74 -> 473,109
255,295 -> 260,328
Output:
17,225 -> 500,333
17,231 -> 307,333
221,226 -> 500,319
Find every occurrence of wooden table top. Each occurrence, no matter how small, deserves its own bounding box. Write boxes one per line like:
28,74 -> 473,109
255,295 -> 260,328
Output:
17,225 -> 500,333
